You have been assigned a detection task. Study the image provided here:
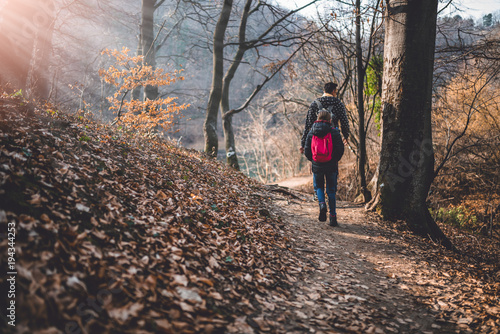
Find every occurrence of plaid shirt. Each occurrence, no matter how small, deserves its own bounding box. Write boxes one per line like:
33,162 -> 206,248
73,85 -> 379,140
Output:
301,94 -> 350,148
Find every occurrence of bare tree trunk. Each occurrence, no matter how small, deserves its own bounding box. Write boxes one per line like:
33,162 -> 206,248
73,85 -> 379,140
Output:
132,35 -> 143,101
141,0 -> 158,101
204,0 -> 233,157
0,1 -> 39,91
355,0 -> 371,203
28,0 -> 56,101
208,0 -> 317,161
220,0 -> 253,169
222,114 -> 239,169
221,85 -> 240,168
368,0 -> 453,249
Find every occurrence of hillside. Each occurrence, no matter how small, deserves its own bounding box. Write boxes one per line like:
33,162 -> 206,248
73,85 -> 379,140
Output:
0,97 -> 296,333
1,96 -> 499,334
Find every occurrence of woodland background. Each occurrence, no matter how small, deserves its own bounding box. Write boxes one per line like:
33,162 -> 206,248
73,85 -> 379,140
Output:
1,1 -> 500,333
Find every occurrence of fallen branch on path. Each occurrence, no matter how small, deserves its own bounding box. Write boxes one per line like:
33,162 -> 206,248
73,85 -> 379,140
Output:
264,184 -> 305,200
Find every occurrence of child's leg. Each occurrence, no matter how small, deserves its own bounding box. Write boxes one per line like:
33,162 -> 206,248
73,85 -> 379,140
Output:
325,171 -> 338,216
313,172 -> 326,203
313,172 -> 327,221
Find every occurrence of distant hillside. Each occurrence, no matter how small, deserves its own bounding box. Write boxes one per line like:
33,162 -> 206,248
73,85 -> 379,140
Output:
0,96 -> 295,333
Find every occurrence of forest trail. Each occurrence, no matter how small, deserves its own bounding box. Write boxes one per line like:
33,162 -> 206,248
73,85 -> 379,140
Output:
246,186 -> 499,334
1,98 -> 497,334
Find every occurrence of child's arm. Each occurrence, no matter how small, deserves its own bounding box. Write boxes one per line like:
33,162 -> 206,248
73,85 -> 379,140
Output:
304,131 -> 313,161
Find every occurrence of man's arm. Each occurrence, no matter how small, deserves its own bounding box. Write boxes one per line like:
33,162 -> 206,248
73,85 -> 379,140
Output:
337,102 -> 350,142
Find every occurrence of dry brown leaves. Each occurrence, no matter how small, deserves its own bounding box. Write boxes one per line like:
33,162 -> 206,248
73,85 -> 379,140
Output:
0,97 -> 299,333
369,214 -> 500,333
264,199 -> 500,333
1,96 -> 499,334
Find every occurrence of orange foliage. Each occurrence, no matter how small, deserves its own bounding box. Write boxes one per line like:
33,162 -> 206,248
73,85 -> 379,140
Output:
99,47 -> 188,135
432,63 -> 500,230
434,67 -> 500,137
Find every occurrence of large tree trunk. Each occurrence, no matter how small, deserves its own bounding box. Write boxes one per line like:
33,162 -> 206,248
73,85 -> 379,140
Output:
0,1 -> 39,91
28,0 -> 56,101
204,0 -> 233,157
369,0 -> 453,249
141,0 -> 158,101
355,0 -> 371,203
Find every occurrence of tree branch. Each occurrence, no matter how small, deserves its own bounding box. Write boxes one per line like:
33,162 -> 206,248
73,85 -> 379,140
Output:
223,33 -> 314,120
111,90 -> 130,125
433,67 -> 497,181
154,0 -> 166,10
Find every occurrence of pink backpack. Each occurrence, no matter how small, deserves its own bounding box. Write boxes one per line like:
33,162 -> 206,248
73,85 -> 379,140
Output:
311,132 -> 333,162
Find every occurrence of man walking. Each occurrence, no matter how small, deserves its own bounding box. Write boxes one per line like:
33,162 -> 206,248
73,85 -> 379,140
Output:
300,82 -> 350,153
300,81 -> 350,214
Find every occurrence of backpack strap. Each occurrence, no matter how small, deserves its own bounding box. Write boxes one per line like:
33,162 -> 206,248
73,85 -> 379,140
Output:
315,99 -> 334,113
314,99 -> 323,111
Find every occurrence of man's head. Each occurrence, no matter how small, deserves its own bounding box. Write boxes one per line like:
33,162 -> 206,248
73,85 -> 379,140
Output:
324,82 -> 338,95
318,110 -> 331,123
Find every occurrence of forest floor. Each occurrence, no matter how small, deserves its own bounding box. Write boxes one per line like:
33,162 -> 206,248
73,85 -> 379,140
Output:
251,179 -> 500,334
0,96 -> 499,334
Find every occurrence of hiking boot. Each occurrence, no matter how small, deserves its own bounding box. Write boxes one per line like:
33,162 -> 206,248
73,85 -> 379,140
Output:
329,214 -> 338,227
319,202 -> 327,222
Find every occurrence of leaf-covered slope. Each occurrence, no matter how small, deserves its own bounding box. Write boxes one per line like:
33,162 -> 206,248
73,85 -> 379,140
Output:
0,97 -> 292,333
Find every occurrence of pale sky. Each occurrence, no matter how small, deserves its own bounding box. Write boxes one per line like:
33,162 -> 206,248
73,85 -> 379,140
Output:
279,0 -> 500,20
446,0 -> 500,19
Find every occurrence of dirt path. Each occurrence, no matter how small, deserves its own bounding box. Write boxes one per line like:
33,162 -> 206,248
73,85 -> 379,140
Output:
242,187 -> 499,334
274,176 -> 313,190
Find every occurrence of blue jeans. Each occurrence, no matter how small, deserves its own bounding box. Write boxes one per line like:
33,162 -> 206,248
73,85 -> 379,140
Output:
313,171 -> 338,216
